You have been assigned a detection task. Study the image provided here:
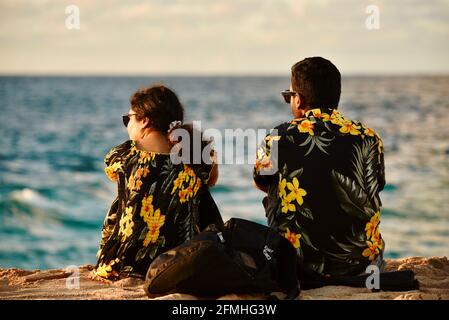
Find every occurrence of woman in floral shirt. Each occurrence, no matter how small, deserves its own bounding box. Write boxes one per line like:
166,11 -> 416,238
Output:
94,85 -> 222,280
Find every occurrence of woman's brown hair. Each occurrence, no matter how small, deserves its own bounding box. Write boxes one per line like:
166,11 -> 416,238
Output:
130,85 -> 184,132
130,84 -> 214,167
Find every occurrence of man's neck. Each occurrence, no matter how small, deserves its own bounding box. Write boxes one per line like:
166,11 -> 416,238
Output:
293,106 -> 311,120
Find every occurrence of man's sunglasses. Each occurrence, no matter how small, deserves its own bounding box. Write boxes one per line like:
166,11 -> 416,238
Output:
122,113 -> 137,127
281,90 -> 298,104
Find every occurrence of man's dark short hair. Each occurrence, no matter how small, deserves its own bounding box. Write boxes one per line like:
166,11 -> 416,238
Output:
291,57 -> 341,110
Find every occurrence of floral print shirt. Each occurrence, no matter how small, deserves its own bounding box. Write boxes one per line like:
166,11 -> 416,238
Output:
254,108 -> 385,278
95,140 -> 216,279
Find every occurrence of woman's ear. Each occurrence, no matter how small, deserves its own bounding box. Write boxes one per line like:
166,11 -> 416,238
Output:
141,116 -> 151,129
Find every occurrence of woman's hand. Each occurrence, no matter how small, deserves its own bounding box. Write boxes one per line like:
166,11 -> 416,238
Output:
208,163 -> 219,187
207,150 -> 219,187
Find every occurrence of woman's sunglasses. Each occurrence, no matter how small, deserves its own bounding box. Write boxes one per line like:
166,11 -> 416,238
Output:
281,90 -> 298,104
122,113 -> 137,127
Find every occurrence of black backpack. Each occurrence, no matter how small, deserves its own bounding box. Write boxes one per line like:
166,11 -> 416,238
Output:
144,218 -> 300,299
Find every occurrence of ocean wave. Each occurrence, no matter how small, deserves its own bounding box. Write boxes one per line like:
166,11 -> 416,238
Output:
0,189 -> 101,232
9,188 -> 51,208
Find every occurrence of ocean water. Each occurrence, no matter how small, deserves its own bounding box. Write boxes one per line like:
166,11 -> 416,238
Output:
0,75 -> 448,270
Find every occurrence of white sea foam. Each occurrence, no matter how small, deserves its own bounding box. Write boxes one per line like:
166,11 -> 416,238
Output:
10,188 -> 50,207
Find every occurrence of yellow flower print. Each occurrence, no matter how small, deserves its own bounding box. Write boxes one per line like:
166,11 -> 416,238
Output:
362,240 -> 380,261
128,176 -> 135,190
128,145 -> 137,157
193,179 -> 202,195
365,211 -> 380,238
134,167 -> 150,179
143,208 -> 165,246
311,109 -> 330,121
255,155 -> 272,174
130,141 -> 156,164
187,178 -> 197,197
339,121 -> 361,135
257,147 -> 267,160
286,177 -> 307,205
331,118 -> 345,126
95,259 -> 120,278
135,168 -> 143,179
130,141 -> 139,153
281,193 -> 296,213
278,174 -> 307,214
171,165 -> 200,203
141,195 -> 154,217
138,151 -> 154,165
331,109 -> 342,117
182,182 -> 195,202
266,135 -> 281,148
364,127 -> 375,137
278,176 -> 287,198
189,175 -> 196,188
283,228 -> 301,248
371,231 -> 383,250
363,212 -> 383,261
139,195 -> 165,246
290,119 -> 300,126
186,188 -> 194,200
141,167 -> 150,178
127,172 -> 143,191
255,144 -> 273,174
330,110 -> 347,126
178,189 -> 188,204
104,162 -> 122,182
376,133 -> 383,156
134,179 -> 143,191
298,119 -> 315,136
183,165 -> 195,177
119,207 -> 134,242
171,173 -> 185,195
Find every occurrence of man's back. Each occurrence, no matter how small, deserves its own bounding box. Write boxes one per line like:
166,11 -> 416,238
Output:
254,107 -> 385,278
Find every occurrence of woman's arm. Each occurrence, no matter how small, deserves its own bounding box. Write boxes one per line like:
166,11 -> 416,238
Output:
206,150 -> 218,187
207,162 -> 219,187
253,180 -> 268,193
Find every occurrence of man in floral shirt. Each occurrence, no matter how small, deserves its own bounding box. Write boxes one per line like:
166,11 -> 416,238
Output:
253,57 -> 385,286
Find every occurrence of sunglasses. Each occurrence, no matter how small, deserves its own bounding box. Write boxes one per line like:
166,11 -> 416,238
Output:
122,113 -> 137,127
281,90 -> 298,104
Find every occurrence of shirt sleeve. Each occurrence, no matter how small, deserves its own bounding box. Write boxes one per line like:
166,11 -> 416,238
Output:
253,131 -> 281,188
376,135 -> 386,192
104,140 -> 132,182
97,196 -> 119,258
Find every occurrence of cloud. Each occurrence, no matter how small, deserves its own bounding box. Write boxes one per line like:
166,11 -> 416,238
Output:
0,0 -> 448,74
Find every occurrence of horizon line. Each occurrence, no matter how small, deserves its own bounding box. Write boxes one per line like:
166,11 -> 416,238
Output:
1,71 -> 449,78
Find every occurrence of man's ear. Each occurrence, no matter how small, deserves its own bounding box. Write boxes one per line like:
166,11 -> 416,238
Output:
293,94 -> 305,119
295,94 -> 302,111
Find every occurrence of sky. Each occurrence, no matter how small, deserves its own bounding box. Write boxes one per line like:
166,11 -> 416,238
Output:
0,0 -> 448,75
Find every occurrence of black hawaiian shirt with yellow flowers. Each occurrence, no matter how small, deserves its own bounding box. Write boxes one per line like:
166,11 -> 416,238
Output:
254,108 -> 385,278
95,140 -> 218,280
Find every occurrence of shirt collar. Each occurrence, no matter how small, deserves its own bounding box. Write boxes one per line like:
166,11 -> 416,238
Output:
304,107 -> 338,118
